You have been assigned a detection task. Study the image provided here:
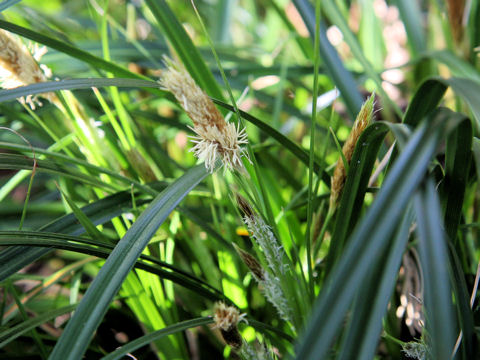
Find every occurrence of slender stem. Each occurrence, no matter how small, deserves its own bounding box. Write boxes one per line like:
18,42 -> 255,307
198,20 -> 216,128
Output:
306,0 -> 322,300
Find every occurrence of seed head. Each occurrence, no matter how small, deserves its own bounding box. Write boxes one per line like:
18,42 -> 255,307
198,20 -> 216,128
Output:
329,93 -> 375,211
160,57 -> 249,173
213,302 -> 244,350
233,243 -> 265,281
236,193 -> 255,219
0,29 -> 55,108
402,341 -> 428,360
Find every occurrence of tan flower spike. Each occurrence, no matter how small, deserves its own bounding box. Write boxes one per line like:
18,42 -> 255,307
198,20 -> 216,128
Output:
160,57 -> 249,173
0,29 -> 55,108
329,93 -> 375,212
213,302 -> 245,350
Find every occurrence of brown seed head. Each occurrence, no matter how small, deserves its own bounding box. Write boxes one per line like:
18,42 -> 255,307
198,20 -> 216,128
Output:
0,29 -> 56,108
233,243 -> 265,281
160,57 -> 249,173
213,302 -> 243,350
160,57 -> 225,131
447,0 -> 465,43
329,93 -> 375,211
235,193 -> 255,219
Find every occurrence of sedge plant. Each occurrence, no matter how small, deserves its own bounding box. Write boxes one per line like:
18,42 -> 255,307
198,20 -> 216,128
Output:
0,1 -> 479,359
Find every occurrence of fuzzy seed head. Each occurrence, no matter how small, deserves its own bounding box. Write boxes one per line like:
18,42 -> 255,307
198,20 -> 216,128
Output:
262,271 -> 293,324
0,29 -> 54,108
402,341 -> 427,360
213,302 -> 244,350
213,302 -> 242,331
329,93 -> 375,211
160,57 -> 249,173
238,203 -> 294,327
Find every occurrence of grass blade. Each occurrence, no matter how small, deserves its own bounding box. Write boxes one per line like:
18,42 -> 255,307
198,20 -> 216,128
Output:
0,78 -> 160,104
441,118 -> 472,241
0,304 -> 77,348
101,317 -> 214,360
0,0 -> 21,12
414,179 -> 456,360
0,20 -> 152,81
292,0 -> 364,117
0,231 -> 227,303
338,206 -> 414,360
144,0 -> 224,101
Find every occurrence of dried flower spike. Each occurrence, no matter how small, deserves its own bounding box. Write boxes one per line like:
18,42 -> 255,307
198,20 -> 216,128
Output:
236,193 -> 255,219
329,93 -> 375,211
0,29 -> 55,108
233,243 -> 265,281
213,302 -> 244,350
160,57 -> 249,173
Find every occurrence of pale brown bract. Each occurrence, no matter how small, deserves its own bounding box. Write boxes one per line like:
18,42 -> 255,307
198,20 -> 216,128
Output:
0,29 -> 56,108
329,93 -> 375,212
160,57 -> 249,173
212,302 -> 245,350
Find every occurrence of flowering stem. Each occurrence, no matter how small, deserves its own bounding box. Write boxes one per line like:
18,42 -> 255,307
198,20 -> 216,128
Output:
306,0 -> 322,300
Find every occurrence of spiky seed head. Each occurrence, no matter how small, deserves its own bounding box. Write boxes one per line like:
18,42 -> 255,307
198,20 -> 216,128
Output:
213,302 -> 243,350
235,193 -> 255,219
0,29 -> 55,108
329,93 -> 375,211
233,243 -> 265,281
402,341 -> 428,360
160,57 -> 249,173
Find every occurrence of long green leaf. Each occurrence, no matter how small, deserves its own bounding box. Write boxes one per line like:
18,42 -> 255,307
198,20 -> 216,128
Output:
0,20 -> 152,81
49,164 -> 210,360
0,78 -> 161,104
427,50 -> 480,81
0,0 -> 21,12
0,141 -> 157,196
0,231 -> 226,302
0,153 -> 118,191
338,205 -> 413,360
404,77 -> 480,132
0,304 -> 77,348
322,0 -> 401,117
442,77 -> 480,133
414,179 -> 456,360
101,317 -> 214,360
392,0 -> 425,55
441,118 -> 472,241
0,189 -> 150,282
